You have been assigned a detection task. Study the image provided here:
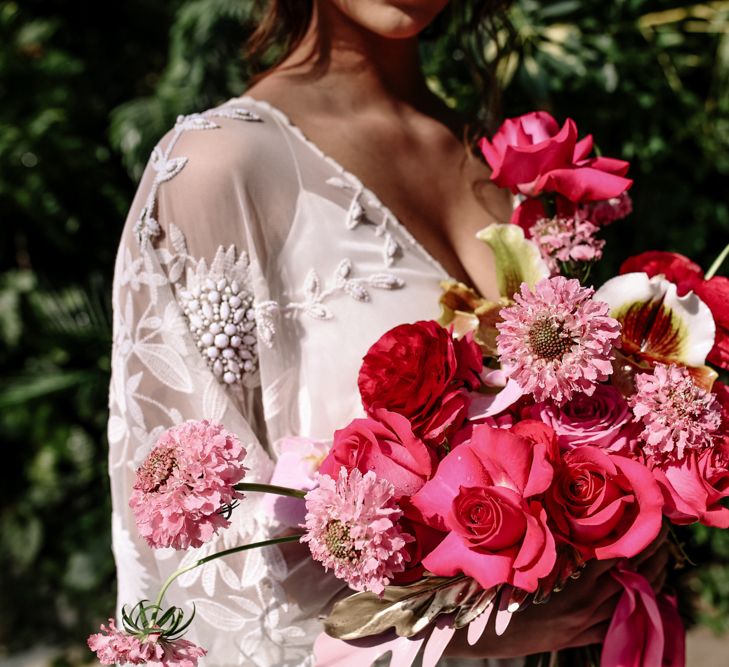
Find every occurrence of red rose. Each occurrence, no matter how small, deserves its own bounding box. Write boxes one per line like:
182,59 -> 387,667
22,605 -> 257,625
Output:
653,439 -> 729,528
392,517 -> 446,584
410,424 -> 556,592
695,277 -> 729,370
357,321 -> 482,446
478,111 -> 632,204
319,408 -> 436,499
619,251 -> 704,295
545,446 -> 664,560
619,251 -> 729,371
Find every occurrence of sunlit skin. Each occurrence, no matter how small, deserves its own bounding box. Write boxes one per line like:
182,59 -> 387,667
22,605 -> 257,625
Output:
244,0 -> 670,657
246,0 -> 510,302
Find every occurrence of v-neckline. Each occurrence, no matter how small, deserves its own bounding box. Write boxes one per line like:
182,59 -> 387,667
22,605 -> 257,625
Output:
225,94 -> 459,284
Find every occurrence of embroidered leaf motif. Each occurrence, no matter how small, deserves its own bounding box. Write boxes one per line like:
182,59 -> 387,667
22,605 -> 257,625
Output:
336,258 -> 352,279
168,223 -> 188,256
346,199 -> 366,230
210,107 -> 262,122
150,146 -> 188,183
175,113 -> 219,131
202,375 -> 227,422
107,415 -> 127,444
304,303 -> 333,320
384,233 -> 401,265
343,281 -> 370,302
254,301 -> 278,348
303,270 -> 321,300
368,273 -> 405,290
134,342 -> 194,393
325,176 -> 350,189
192,598 -> 251,631
202,561 -> 217,597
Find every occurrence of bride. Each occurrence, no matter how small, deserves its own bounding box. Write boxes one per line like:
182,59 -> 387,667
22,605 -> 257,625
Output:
108,1 -> 668,664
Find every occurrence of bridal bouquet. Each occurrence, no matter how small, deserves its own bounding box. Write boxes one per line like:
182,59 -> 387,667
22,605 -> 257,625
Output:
89,111 -> 729,667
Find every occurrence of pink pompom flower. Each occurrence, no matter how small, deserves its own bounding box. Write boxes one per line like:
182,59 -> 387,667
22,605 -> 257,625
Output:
130,419 -> 247,550
301,468 -> 414,595
630,363 -> 722,465
496,276 -> 621,404
529,215 -> 605,273
88,605 -> 207,666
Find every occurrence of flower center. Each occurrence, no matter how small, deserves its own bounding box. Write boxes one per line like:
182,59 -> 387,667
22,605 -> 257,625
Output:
325,520 -> 359,562
137,446 -> 178,493
528,317 -> 574,361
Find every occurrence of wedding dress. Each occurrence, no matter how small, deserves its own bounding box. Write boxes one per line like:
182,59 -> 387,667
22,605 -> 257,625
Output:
108,93 -> 525,667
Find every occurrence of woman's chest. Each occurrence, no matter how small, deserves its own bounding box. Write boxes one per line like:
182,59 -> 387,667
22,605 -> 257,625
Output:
259,187 -> 452,441
292,118 -> 510,301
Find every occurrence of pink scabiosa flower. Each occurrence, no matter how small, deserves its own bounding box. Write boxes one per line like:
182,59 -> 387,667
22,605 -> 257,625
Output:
130,419 -> 247,550
630,363 -> 722,465
301,468 -> 414,595
88,604 -> 207,666
88,619 -> 141,665
496,276 -> 621,404
529,215 -> 605,273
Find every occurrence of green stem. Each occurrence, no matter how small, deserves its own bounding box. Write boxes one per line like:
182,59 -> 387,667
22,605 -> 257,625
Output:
235,482 -> 306,499
153,534 -> 303,611
705,241 -> 729,280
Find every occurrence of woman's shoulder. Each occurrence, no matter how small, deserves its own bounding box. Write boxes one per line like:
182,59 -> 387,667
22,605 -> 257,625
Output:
148,96 -> 299,194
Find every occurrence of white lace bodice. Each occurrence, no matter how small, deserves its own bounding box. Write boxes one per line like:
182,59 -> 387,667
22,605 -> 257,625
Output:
108,94 -> 520,667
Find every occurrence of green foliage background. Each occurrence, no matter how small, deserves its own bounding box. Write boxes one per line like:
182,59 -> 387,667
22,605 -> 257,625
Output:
1,0 -> 728,661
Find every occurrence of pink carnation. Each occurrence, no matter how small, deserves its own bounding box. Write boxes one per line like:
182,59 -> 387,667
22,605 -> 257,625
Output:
130,419 -> 247,550
301,468 -> 413,595
529,215 -> 605,273
496,276 -> 621,404
630,364 -> 722,465
88,619 -> 206,666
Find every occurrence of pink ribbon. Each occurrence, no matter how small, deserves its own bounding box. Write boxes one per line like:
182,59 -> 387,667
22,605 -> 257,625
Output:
601,563 -> 685,667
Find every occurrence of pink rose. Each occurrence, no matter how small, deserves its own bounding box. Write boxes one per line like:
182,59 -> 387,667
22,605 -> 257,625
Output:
358,321 -> 483,447
410,424 -> 556,592
524,384 -> 639,453
509,419 -> 561,465
652,438 -> 729,528
319,408 -> 436,499
545,446 -> 664,559
478,111 -> 632,202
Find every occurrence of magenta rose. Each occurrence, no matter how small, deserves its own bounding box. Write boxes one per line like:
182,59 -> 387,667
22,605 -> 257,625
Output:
545,446 -> 664,560
358,321 -> 483,447
653,438 -> 729,528
319,408 -> 436,499
410,424 -> 556,592
478,111 -> 632,203
524,384 -> 639,454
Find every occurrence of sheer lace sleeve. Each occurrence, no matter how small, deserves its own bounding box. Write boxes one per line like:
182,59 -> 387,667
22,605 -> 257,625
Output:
107,107 -> 340,666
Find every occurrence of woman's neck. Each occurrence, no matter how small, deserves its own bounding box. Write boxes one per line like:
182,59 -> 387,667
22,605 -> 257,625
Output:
268,3 -> 437,116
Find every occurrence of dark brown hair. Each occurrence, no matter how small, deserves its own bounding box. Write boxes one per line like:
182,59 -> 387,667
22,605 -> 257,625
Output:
245,1 -> 515,132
